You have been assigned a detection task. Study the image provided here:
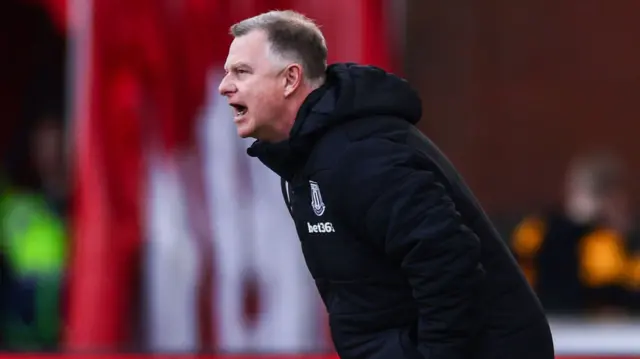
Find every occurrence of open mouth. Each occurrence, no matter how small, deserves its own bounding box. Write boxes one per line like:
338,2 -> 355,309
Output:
230,103 -> 248,118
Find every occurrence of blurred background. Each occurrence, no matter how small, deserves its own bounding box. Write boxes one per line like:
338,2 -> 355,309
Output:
1,0 -> 640,357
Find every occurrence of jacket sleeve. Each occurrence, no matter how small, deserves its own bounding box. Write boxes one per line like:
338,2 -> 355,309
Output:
329,138 -> 485,359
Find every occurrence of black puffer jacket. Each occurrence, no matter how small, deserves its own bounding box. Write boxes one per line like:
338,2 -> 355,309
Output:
248,63 -> 554,359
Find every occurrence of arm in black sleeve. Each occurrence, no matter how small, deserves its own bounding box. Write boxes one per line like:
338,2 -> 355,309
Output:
330,138 -> 485,359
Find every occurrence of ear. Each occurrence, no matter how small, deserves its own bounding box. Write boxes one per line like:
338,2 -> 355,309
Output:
283,64 -> 303,98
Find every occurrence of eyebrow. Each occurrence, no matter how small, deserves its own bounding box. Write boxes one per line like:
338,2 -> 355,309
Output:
225,62 -> 251,72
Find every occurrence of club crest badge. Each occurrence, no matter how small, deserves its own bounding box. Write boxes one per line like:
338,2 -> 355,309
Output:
309,180 -> 326,216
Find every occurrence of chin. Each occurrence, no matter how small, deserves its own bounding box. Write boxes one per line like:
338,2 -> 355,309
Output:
236,122 -> 256,139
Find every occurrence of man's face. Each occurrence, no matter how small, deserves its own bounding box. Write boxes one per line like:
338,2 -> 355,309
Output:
219,30 -> 286,140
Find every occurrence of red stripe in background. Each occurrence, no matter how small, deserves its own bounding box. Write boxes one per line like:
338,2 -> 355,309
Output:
359,0 -> 393,71
0,355 -> 635,359
166,0 -> 220,350
67,0 -> 148,349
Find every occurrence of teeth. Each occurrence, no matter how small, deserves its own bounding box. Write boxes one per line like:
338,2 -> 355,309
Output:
231,105 -> 247,116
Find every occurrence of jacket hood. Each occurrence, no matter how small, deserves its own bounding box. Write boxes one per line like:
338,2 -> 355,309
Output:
247,63 -> 422,180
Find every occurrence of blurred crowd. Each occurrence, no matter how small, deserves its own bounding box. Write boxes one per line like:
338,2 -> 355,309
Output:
1,1 -> 67,350
0,116 -> 67,350
2,0 -> 640,354
511,152 -> 640,315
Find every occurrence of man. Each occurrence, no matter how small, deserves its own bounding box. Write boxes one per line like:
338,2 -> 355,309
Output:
0,115 -> 67,350
219,10 -> 554,359
512,152 -> 639,313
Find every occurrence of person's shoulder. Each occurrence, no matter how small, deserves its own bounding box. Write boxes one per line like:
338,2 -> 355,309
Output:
309,115 -> 415,169
310,118 -> 421,185
341,115 -> 414,143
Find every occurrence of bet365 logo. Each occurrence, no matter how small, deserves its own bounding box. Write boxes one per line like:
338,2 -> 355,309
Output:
307,221 -> 335,233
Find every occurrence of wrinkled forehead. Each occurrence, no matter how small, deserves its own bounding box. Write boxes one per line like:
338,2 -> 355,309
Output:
224,30 -> 273,71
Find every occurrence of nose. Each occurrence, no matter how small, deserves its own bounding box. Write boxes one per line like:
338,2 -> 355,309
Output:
218,74 -> 236,97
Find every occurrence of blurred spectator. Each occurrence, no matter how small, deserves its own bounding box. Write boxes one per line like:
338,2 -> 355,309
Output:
511,152 -> 640,315
0,114 -> 68,350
